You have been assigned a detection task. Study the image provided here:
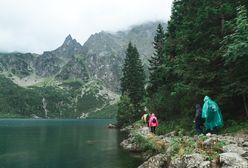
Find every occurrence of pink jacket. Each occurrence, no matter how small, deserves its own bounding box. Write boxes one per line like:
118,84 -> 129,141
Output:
149,114 -> 158,127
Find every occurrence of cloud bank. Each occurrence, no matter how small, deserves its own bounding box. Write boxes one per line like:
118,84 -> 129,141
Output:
0,0 -> 173,53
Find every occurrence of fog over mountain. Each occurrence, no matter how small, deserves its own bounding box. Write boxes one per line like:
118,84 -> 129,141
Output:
0,21 -> 167,90
0,0 -> 173,53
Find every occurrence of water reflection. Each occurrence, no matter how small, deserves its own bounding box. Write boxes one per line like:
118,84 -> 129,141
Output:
0,119 -> 142,168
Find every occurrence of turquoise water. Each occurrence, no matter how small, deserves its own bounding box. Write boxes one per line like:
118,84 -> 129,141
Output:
0,119 -> 142,168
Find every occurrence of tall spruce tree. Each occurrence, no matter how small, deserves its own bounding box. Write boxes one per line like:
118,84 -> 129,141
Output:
148,23 -> 166,94
117,42 -> 145,126
147,23 -> 178,120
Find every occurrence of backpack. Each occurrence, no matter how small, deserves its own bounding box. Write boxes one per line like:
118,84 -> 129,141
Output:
152,118 -> 157,123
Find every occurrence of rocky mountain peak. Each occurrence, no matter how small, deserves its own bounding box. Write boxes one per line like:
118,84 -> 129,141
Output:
62,34 -> 78,47
49,34 -> 83,62
64,34 -> 72,41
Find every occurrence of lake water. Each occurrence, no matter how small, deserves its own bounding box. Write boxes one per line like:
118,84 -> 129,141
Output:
0,119 -> 142,168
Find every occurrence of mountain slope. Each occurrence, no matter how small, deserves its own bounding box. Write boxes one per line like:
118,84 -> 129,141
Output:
80,21 -> 167,90
0,21 -> 167,118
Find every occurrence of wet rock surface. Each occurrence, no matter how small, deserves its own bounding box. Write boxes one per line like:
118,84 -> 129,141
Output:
220,152 -> 248,168
120,125 -> 248,168
138,154 -> 168,168
120,137 -> 141,152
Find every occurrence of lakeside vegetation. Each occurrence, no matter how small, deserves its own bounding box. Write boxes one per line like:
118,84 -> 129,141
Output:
127,119 -> 248,164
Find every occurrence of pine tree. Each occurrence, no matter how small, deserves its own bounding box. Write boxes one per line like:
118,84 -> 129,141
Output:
148,23 -> 166,94
117,42 -> 145,126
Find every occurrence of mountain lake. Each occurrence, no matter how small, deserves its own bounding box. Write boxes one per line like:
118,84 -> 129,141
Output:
0,119 -> 142,168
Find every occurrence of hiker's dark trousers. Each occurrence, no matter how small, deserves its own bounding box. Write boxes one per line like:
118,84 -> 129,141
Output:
151,127 -> 156,134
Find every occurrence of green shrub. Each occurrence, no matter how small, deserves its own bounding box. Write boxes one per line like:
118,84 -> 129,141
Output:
132,133 -> 158,152
169,136 -> 196,158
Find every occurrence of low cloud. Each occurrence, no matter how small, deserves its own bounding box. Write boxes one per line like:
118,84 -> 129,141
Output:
0,0 -> 173,54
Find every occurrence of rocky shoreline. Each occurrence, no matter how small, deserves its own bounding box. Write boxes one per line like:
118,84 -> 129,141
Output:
120,124 -> 248,168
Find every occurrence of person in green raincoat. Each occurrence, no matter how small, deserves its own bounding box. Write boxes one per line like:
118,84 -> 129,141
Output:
202,96 -> 224,134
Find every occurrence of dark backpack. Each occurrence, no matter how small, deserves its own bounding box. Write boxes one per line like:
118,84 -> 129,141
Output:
152,118 -> 157,123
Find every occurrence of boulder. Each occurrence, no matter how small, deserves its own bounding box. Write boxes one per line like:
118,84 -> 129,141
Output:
31,114 -> 41,119
203,137 -> 218,149
223,144 -> 247,156
108,123 -> 117,128
138,154 -> 168,168
183,153 -> 206,168
139,127 -> 150,135
242,141 -> 248,147
199,161 -> 211,168
120,138 -> 140,152
220,152 -> 248,168
169,158 -> 185,168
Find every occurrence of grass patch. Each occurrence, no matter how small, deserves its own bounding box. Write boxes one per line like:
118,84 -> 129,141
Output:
132,132 -> 166,153
156,119 -> 195,136
168,136 -> 196,158
133,120 -> 145,129
168,135 -> 226,161
88,104 -> 118,119
221,120 -> 248,134
59,80 -> 83,90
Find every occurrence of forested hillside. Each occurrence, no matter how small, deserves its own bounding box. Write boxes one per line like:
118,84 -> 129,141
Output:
118,0 -> 248,128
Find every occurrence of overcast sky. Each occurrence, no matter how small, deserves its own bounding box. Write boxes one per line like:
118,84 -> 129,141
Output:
0,0 -> 173,54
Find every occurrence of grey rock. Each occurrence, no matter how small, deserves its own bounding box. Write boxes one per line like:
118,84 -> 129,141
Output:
183,153 -> 206,168
223,144 -> 247,156
55,57 -> 89,81
30,114 -> 41,119
108,123 -> 117,128
138,154 -> 168,168
220,152 -> 248,168
243,141 -> 248,147
51,34 -> 84,63
120,138 -> 140,152
0,53 -> 35,78
199,161 -> 211,168
169,158 -> 186,168
203,137 -> 218,149
34,52 -> 64,77
139,127 -> 150,135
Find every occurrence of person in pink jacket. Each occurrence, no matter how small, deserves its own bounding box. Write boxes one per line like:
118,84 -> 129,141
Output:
149,113 -> 158,134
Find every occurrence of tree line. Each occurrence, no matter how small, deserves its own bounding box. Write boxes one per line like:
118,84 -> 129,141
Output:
117,0 -> 248,127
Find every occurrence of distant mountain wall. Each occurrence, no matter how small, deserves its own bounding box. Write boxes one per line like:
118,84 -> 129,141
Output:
0,21 -> 167,118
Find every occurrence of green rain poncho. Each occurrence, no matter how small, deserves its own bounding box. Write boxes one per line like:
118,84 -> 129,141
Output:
202,96 -> 224,130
